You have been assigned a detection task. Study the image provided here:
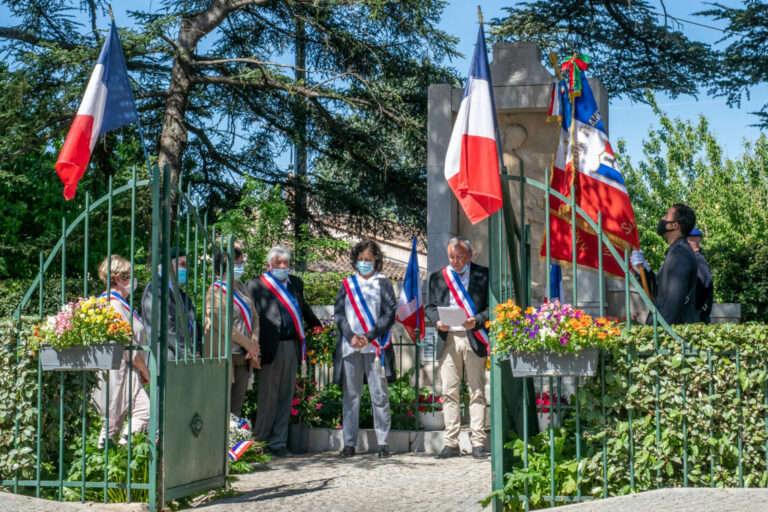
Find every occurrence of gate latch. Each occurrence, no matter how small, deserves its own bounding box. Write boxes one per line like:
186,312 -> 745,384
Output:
190,412 -> 203,437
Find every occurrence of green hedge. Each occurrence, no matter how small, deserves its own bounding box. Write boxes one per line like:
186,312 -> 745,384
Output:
0,320 -> 98,489
488,323 -> 768,510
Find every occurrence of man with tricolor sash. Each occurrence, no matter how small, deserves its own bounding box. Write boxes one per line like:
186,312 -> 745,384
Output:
425,236 -> 490,459
246,246 -> 320,456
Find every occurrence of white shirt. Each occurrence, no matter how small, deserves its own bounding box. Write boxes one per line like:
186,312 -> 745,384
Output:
447,266 -> 471,308
342,272 -> 384,357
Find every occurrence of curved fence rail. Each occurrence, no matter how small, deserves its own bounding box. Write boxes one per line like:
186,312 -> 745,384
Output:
489,168 -> 693,511
1,165 -> 236,511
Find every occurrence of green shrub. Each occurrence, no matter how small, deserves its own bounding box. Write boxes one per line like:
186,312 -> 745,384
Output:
486,323 -> 768,510
300,271 -> 347,306
0,319 -> 98,488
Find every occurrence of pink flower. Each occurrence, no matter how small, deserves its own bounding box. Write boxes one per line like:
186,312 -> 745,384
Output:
291,408 -> 298,416
292,398 -> 300,406
316,403 -> 322,410
336,424 -> 342,430
407,410 -> 413,417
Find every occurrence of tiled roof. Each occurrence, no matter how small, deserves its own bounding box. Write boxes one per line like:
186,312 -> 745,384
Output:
307,255 -> 427,282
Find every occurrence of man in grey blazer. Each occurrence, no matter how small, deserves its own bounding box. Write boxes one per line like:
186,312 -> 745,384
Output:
141,247 -> 200,360
425,236 -> 490,459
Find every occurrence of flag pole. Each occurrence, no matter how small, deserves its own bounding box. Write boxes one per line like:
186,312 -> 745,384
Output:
109,4 -> 154,177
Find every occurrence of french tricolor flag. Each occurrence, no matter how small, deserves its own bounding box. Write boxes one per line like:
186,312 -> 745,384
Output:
443,25 -> 503,225
56,21 -> 138,200
396,237 -> 424,343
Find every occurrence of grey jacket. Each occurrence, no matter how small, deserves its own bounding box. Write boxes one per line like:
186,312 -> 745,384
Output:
141,281 -> 201,360
332,275 -> 397,385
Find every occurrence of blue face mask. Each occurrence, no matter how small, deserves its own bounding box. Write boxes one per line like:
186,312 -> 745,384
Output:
271,268 -> 290,281
177,268 -> 187,287
233,264 -> 245,280
458,263 -> 470,274
356,261 -> 374,275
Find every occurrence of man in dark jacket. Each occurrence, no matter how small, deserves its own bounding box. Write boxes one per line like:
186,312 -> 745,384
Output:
246,246 -> 320,456
425,236 -> 490,460
631,204 -> 699,325
141,247 -> 201,360
687,227 -> 714,324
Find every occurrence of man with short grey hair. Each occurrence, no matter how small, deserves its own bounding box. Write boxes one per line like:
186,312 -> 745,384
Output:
425,236 -> 490,459
246,246 -> 320,456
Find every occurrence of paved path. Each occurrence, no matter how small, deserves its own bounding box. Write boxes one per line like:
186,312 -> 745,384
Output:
553,488 -> 768,512
195,452 -> 491,512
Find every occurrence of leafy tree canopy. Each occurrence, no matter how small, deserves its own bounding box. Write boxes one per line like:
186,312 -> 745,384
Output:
490,0 -> 768,128
0,0 -> 460,278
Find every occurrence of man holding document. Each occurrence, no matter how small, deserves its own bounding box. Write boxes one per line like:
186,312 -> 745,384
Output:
425,236 -> 490,459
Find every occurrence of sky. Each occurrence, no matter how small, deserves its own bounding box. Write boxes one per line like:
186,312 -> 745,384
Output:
1,0 -> 765,166
441,1 -> 767,163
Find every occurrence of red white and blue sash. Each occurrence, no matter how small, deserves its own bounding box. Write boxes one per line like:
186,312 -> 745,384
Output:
441,267 -> 490,349
212,281 -> 252,336
259,272 -> 306,361
342,275 -> 392,359
100,291 -> 142,326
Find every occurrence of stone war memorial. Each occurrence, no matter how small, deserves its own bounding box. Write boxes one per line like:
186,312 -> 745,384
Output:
2,2 -> 768,512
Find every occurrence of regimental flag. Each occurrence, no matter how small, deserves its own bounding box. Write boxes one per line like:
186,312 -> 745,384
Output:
228,440 -> 254,461
396,237 -> 424,343
56,21 -> 138,200
542,57 -> 639,278
443,24 -> 503,225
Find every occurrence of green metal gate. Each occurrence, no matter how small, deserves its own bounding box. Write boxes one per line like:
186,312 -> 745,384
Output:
1,165 -> 235,511
488,165 -> 683,510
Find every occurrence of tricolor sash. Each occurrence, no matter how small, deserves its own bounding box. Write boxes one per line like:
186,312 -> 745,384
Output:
259,272 -> 306,361
100,291 -> 142,326
441,266 -> 490,348
342,275 -> 392,361
212,281 -> 252,336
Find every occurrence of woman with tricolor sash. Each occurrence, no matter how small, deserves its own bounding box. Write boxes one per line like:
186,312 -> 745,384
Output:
93,255 -> 151,449
332,239 -> 397,458
204,247 -> 260,419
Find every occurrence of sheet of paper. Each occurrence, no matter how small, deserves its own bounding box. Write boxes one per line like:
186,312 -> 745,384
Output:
438,306 -> 468,331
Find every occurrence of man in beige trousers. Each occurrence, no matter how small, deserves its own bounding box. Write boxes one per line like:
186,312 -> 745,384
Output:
425,236 -> 490,459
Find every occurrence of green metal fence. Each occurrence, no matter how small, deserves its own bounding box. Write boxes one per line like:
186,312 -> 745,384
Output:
1,166 -> 236,511
488,168 -> 694,510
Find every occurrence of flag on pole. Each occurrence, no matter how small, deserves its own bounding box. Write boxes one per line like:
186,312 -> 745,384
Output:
396,237 -> 424,342
549,264 -> 565,303
542,56 -> 639,277
443,24 -> 503,225
56,21 -> 138,200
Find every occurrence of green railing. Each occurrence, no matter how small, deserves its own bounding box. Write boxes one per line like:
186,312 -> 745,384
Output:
1,166 -> 236,511
488,167 -> 690,511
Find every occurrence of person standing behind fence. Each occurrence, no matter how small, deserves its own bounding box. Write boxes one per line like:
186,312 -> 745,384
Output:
631,204 -> 699,325
204,247 -> 261,419
332,240 -> 397,459
94,255 -> 151,449
246,246 -> 321,456
687,227 -> 714,324
425,236 -> 490,459
141,247 -> 201,360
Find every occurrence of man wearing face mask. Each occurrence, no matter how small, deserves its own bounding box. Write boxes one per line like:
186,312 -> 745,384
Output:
631,204 -> 699,325
141,247 -> 201,360
425,236 -> 490,459
246,246 -> 321,456
205,247 -> 260,419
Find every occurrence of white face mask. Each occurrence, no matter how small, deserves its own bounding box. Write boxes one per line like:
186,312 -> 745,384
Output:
234,263 -> 245,280
120,277 -> 137,293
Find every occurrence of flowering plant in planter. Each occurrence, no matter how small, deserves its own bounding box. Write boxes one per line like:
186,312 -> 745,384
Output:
33,296 -> 133,350
488,299 -> 622,355
307,320 -> 336,366
416,388 -> 443,413
290,377 -> 322,425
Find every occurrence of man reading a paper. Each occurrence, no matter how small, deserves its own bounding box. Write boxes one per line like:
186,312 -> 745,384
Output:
425,236 -> 490,459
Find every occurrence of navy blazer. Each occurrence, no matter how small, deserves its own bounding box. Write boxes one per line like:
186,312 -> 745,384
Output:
424,262 -> 490,358
246,275 -> 321,366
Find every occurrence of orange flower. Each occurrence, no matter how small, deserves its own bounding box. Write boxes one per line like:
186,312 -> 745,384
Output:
485,321 -> 491,329
597,332 -> 607,340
